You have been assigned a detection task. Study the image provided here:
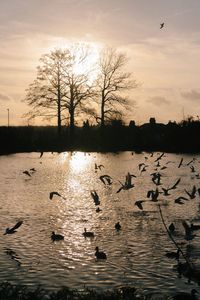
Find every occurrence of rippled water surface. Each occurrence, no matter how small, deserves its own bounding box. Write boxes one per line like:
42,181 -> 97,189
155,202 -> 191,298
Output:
0,151 -> 200,295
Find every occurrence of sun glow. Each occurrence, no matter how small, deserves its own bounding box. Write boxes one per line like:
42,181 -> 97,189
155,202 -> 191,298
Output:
45,39 -> 101,82
69,152 -> 92,172
72,43 -> 101,82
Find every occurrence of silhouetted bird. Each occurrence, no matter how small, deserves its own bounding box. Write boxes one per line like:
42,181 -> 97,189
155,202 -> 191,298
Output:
99,175 -> 112,185
82,228 -> 94,238
162,187 -> 171,196
165,249 -> 180,260
115,222 -> 121,230
95,163 -> 104,171
190,165 -> 195,173
170,178 -> 181,190
169,223 -> 175,232
135,200 -> 145,210
95,247 -> 107,259
151,172 -> 161,185
175,197 -> 187,205
138,163 -> 145,170
182,221 -> 196,241
51,231 -> 64,241
190,223 -> 200,231
49,191 -> 62,200
187,159 -> 194,166
4,221 -> 23,235
23,170 -> 31,177
160,22 -> 164,29
147,188 -> 159,202
185,186 -> 197,199
91,190 -> 100,205
96,207 -> 102,213
178,158 -> 183,168
155,152 -> 165,162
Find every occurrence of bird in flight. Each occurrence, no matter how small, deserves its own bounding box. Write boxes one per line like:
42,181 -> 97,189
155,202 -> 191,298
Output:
23,170 -> 31,177
4,220 -> 23,235
135,200 -> 145,210
49,191 -> 66,200
160,22 -> 164,29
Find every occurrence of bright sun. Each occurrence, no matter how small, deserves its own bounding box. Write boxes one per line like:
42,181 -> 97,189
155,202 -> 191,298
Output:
45,39 -> 101,82
72,42 -> 101,82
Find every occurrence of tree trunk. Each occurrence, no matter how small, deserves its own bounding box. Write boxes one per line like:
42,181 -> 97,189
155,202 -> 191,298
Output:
57,71 -> 61,135
69,90 -> 75,141
101,92 -> 105,127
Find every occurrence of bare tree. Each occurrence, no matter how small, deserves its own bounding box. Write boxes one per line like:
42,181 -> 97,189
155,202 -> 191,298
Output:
62,44 -> 95,133
23,45 -> 95,136
23,49 -> 72,134
95,47 -> 137,127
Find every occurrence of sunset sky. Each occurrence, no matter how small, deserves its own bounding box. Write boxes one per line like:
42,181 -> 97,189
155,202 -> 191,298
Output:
0,0 -> 200,126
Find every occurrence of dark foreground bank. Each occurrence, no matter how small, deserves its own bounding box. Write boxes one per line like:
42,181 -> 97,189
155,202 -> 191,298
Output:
1,281 -> 197,300
0,282 -> 143,300
1,118 -> 200,154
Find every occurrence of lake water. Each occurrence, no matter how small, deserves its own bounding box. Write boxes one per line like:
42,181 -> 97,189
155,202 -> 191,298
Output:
0,151 -> 200,296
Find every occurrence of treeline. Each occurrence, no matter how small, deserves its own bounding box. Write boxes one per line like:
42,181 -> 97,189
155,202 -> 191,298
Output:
1,118 -> 200,154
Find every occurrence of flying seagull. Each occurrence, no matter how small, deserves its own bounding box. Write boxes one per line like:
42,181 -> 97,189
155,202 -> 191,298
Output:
23,170 -> 31,177
160,22 -> 164,29
49,191 -> 66,200
4,220 -> 23,235
135,200 -> 145,210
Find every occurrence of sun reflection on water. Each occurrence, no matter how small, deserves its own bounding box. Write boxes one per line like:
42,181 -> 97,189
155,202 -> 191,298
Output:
69,152 -> 92,172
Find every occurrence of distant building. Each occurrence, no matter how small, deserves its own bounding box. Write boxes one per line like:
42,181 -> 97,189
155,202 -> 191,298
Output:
129,120 -> 136,128
149,117 -> 156,124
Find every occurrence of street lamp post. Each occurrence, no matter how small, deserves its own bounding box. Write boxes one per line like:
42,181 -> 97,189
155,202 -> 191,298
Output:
7,108 -> 9,127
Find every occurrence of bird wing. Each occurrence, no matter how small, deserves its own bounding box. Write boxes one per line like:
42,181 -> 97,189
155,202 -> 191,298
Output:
98,164 -> 104,170
155,152 -> 165,162
178,158 -> 183,168
116,186 -> 124,193
135,201 -> 144,210
23,171 -> 31,177
192,185 -> 197,196
174,199 -> 184,204
10,220 -> 23,231
138,163 -> 145,170
184,189 -> 192,198
147,190 -> 153,198
187,159 -> 193,166
99,176 -> 106,185
170,178 -> 181,190
49,191 -> 61,199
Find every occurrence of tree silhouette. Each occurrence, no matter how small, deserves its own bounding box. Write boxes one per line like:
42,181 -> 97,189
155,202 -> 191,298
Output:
62,44 -> 95,135
95,47 -> 137,127
23,49 -> 71,134
23,45 -> 95,136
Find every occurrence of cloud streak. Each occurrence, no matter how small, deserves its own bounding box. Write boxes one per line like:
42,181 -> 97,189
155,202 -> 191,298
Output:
181,89 -> 200,102
147,96 -> 170,106
0,93 -> 11,102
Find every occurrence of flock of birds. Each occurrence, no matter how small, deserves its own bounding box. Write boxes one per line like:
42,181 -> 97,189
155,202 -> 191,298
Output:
3,150 -> 200,299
